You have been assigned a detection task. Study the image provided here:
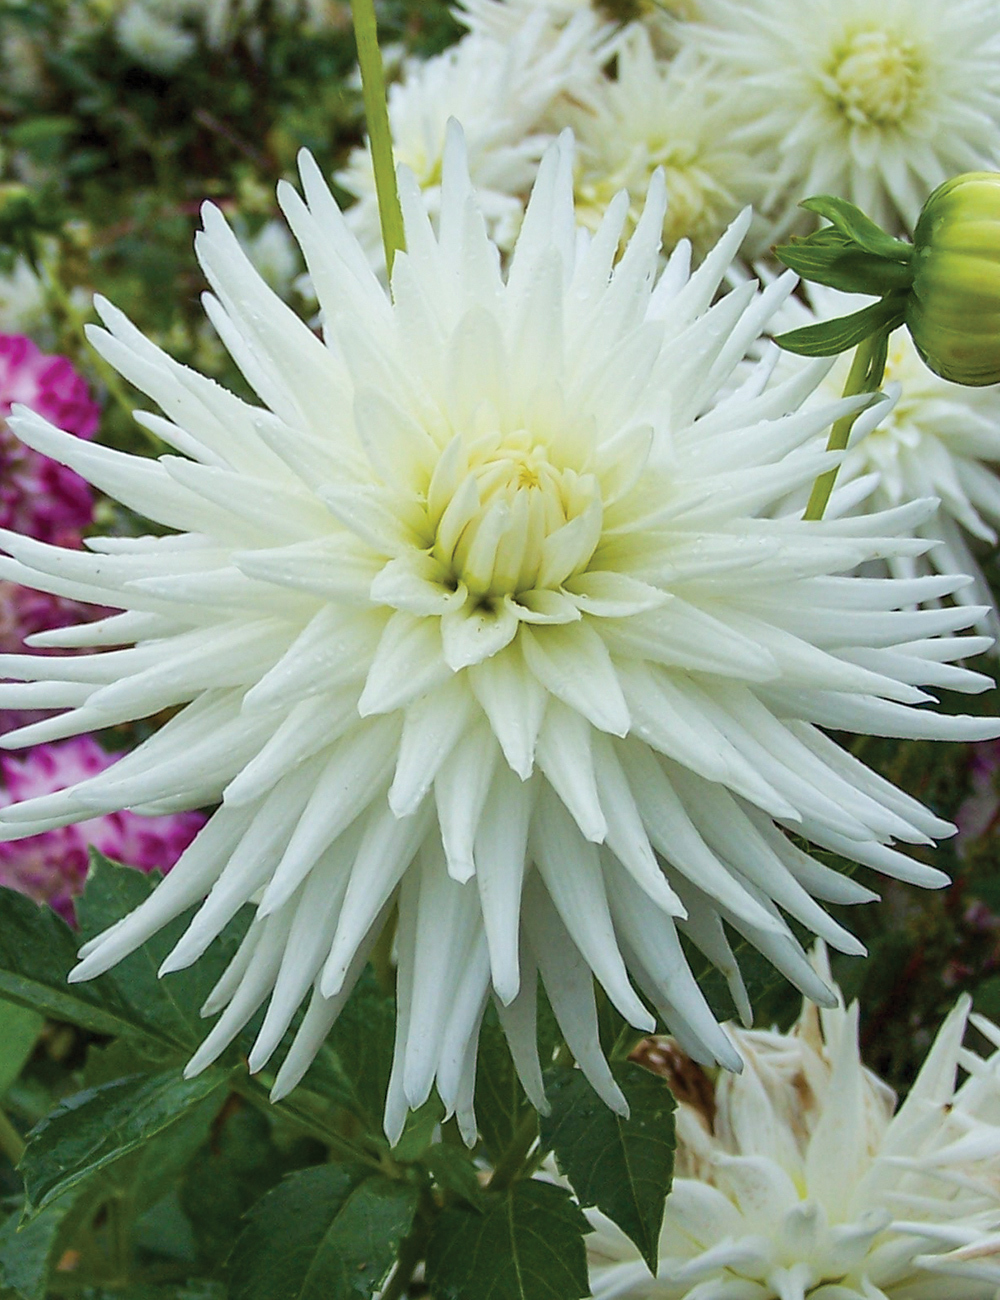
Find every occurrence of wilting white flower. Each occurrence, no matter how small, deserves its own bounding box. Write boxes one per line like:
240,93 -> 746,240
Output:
0,129 -> 996,1144
587,958 -> 1000,1299
683,0 -> 1000,237
562,28 -> 770,258
337,29 -> 600,268
114,0 -> 196,72
775,285 -> 1000,644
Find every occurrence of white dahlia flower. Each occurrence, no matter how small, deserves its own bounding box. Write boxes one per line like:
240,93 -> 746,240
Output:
774,285 -> 1000,644
336,32 -> 577,268
0,130 -> 996,1143
683,0 -> 1000,237
454,0 -> 605,46
587,959 -> 1000,1299
114,0 -> 197,73
194,0 -> 340,47
562,28 -> 770,259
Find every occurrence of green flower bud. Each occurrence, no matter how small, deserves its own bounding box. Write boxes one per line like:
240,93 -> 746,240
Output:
906,172 -> 1000,386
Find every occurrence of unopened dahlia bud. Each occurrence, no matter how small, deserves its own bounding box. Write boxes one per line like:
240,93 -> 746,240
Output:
774,175 -> 1000,388
907,172 -> 1000,386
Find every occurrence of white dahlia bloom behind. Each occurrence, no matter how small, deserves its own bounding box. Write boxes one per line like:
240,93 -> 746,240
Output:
684,0 -> 1000,237
587,955 -> 1000,1299
454,0 -> 611,51
0,129 -> 996,1143
773,284 -> 1000,645
561,27 -> 771,259
337,23 -> 605,269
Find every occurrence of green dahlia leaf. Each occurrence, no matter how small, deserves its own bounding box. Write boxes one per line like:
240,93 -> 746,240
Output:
227,1165 -> 418,1300
0,858 -> 249,1056
0,1198 -> 72,1300
20,1068 -> 231,1218
425,1181 -> 591,1300
423,1141 -> 486,1208
0,1000 -> 43,1100
540,1061 -> 675,1274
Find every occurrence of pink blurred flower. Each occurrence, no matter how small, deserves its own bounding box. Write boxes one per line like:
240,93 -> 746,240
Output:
0,582 -> 109,734
0,738 -> 206,922
0,333 -> 99,547
957,741 -> 1000,849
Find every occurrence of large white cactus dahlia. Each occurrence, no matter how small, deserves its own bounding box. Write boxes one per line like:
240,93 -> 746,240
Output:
0,131 -> 995,1142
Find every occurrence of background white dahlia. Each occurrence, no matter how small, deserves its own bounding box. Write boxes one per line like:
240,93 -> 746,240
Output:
560,28 -> 770,258
773,285 -> 1000,644
336,23 -> 603,268
683,0 -> 1000,238
0,131 -> 995,1143
587,954 -> 1000,1299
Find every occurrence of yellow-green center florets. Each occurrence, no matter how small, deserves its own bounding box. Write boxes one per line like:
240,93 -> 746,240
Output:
576,144 -> 736,258
827,29 -> 921,127
428,430 -> 602,599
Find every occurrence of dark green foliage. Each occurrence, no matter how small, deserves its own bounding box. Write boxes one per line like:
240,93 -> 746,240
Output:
228,1165 -> 417,1300
426,1181 -> 592,1300
20,1069 -> 230,1218
0,1198 -> 71,1300
541,1062 -> 675,1274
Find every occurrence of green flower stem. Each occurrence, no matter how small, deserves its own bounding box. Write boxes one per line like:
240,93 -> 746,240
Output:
371,905 -> 397,996
233,1078 -> 386,1171
488,1107 -> 540,1192
0,1108 -> 25,1167
351,0 -> 406,279
106,1193 -> 133,1287
611,1023 -> 646,1061
803,330 -> 888,522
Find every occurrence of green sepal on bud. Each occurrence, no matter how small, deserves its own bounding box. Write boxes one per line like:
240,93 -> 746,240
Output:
907,172 -> 1000,386
773,197 -> 914,306
775,290 -> 907,358
772,178 -> 1000,387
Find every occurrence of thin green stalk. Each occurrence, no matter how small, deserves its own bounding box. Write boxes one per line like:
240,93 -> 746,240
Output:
488,1107 -> 539,1192
803,330 -> 889,521
106,1193 -> 132,1287
351,0 -> 406,278
371,905 -> 397,996
0,1109 -> 25,1167
610,1023 -> 646,1062
234,1078 -> 385,1171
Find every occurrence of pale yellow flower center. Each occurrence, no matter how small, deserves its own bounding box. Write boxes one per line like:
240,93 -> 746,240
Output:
576,144 -> 734,257
430,430 -> 600,598
827,29 -> 921,127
